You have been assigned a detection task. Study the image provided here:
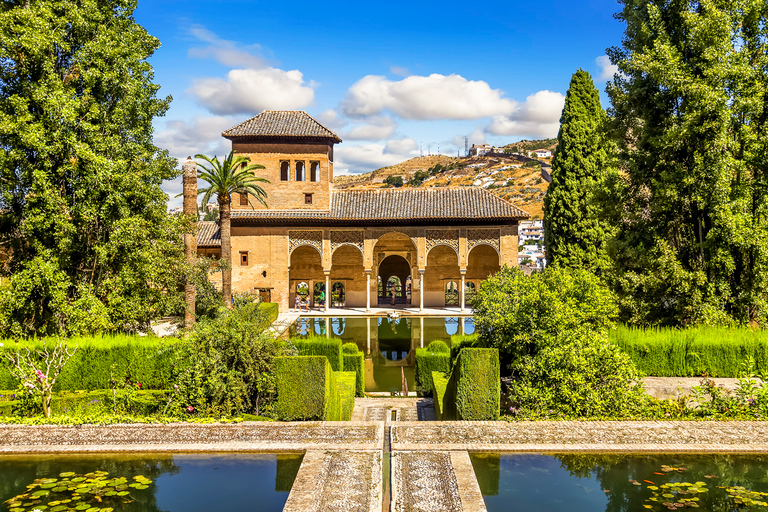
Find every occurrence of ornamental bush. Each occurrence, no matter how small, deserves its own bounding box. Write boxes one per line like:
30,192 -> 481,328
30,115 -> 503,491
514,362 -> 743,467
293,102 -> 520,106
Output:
415,342 -> 451,395
292,337 -> 343,371
473,265 -> 617,372
444,348 -> 500,420
342,347 -> 365,397
506,330 -> 646,419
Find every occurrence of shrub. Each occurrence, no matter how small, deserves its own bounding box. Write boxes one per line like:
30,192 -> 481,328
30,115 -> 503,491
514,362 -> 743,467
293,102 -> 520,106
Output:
173,305 -> 287,417
473,265 -> 617,372
292,337 -> 343,371
431,371 -> 450,421
342,342 -> 359,354
336,371 -> 356,421
449,334 -> 482,367
415,343 -> 451,395
611,325 -> 768,377
0,335 -> 178,391
342,349 -> 365,397
445,348 -> 500,420
507,331 -> 646,419
273,356 -> 340,420
0,390 -> 167,417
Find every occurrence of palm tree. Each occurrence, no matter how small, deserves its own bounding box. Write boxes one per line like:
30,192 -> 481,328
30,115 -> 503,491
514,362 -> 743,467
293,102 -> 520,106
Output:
196,151 -> 269,306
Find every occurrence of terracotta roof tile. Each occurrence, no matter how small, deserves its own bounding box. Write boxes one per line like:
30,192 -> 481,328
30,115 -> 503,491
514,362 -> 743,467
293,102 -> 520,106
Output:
231,188 -> 528,223
222,110 -> 342,142
197,221 -> 221,247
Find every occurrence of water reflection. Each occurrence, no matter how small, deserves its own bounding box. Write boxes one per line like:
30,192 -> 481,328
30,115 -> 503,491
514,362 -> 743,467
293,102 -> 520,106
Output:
0,453 -> 303,512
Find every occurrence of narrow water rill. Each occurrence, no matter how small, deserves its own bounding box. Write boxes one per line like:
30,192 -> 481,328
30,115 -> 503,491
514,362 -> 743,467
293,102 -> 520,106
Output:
289,316 -> 474,393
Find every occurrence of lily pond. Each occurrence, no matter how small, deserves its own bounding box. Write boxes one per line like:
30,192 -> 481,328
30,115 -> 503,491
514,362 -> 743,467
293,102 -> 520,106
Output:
470,453 -> 768,512
1,453 -> 303,512
289,316 -> 474,393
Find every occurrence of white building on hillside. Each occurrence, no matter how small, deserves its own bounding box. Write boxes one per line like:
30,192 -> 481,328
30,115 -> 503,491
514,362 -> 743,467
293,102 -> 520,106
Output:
533,149 -> 552,158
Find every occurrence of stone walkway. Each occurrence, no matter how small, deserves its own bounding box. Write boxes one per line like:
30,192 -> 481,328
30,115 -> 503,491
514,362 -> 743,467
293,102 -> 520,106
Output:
5,416 -> 768,511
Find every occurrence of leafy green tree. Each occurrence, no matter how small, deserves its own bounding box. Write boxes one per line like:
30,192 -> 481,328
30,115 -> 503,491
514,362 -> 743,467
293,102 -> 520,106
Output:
409,170 -> 429,186
472,265 -> 618,369
196,151 -> 268,306
544,69 -> 611,273
605,0 -> 768,326
383,175 -> 404,187
0,0 -> 185,336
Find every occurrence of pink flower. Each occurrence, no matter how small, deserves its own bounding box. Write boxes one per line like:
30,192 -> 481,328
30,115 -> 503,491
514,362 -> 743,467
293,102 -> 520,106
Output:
187,406 -> 194,413
35,369 -> 47,381
25,382 -> 35,389
174,384 -> 179,390
137,383 -> 142,389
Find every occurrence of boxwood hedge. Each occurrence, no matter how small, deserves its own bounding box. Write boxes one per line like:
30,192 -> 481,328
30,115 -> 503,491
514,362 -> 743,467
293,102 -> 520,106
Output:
415,341 -> 451,395
273,356 -> 356,421
292,337 -> 343,371
432,347 -> 500,420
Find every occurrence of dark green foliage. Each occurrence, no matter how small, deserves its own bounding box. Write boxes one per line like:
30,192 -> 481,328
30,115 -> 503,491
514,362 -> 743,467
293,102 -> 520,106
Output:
383,175 -> 404,187
0,0 -> 187,336
449,334 -> 482,367
0,336 -> 177,391
173,305 -> 285,417
409,170 -> 429,186
544,69 -> 611,273
431,371 -> 449,421
415,345 -> 450,395
342,350 -> 365,397
606,1 -> 768,326
472,265 -> 617,371
273,356 -> 342,421
191,257 -> 224,319
612,325 -> 768,377
445,348 -> 500,421
293,337 -> 343,371
507,331 -> 645,419
336,371 -> 356,421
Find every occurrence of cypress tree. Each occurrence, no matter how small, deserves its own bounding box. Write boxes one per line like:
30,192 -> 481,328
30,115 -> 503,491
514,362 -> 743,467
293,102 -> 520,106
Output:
543,69 -> 609,273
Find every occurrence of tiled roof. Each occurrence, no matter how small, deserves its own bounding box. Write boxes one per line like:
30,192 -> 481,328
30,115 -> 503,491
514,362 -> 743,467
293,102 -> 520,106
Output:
231,188 -> 528,223
222,110 -> 342,142
197,221 -> 221,247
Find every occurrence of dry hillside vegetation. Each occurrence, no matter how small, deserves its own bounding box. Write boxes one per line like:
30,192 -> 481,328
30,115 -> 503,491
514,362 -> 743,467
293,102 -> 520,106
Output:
335,154 -> 549,219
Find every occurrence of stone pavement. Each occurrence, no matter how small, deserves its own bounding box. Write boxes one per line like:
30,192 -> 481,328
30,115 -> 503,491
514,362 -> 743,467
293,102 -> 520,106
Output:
5,410 -> 768,511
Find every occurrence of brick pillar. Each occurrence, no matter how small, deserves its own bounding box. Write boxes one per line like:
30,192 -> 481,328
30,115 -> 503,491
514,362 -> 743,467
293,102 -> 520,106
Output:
183,157 -> 197,330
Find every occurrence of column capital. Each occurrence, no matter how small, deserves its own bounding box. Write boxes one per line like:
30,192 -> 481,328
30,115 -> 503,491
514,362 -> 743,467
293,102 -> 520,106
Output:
460,269 -> 467,275
323,269 -> 331,276
418,268 -> 425,275
364,268 -> 373,275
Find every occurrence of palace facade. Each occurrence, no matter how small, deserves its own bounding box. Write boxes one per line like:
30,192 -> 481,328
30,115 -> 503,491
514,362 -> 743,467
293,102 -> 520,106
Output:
196,110 -> 528,311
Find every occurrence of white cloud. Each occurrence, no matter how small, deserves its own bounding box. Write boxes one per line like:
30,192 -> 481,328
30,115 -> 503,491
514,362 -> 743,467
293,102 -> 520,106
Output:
316,109 -> 346,131
335,138 -> 419,173
340,73 -> 516,120
190,68 -> 315,115
596,55 -> 619,81
343,116 -> 397,141
486,90 -> 565,138
154,116 -> 234,161
390,65 -> 410,77
188,25 -> 267,69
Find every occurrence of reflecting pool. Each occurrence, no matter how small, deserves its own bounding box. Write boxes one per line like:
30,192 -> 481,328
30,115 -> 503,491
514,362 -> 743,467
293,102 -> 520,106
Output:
470,453 -> 768,512
289,316 -> 474,393
1,453 -> 303,512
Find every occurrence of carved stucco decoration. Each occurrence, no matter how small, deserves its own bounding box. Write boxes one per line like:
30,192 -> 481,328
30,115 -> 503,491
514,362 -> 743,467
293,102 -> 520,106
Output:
289,230 -> 323,254
330,230 -> 364,254
468,228 -> 500,253
425,229 -> 459,254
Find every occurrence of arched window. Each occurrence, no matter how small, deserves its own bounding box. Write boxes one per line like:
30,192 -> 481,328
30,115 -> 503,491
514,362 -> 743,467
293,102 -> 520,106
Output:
464,281 -> 477,306
280,161 -> 290,181
332,282 -> 345,307
295,161 -> 305,182
445,281 -> 459,306
310,162 -> 320,182
313,281 -> 325,305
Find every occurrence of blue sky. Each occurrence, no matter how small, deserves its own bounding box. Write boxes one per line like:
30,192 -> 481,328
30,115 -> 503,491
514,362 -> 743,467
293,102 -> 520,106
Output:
139,0 -> 625,205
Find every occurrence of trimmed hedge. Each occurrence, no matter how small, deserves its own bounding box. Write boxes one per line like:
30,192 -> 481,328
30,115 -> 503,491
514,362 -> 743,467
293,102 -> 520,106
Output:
611,325 -> 768,377
259,302 -> 280,325
0,390 -> 166,416
415,342 -> 451,395
336,371 -> 356,421
343,351 -> 365,397
292,337 -> 343,371
434,348 -> 500,420
273,356 -> 356,421
431,371 -> 449,420
449,334 -> 483,367
0,336 -> 178,391
274,356 -> 334,420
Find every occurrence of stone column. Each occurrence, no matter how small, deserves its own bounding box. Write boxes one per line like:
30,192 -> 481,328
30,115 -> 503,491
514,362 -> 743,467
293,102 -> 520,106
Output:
460,270 -> 466,312
365,270 -> 372,312
182,157 -> 197,330
419,269 -> 425,312
324,271 -> 330,312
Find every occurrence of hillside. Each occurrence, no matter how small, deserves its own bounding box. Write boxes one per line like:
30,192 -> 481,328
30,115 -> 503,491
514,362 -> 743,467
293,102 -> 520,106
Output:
334,152 -> 550,219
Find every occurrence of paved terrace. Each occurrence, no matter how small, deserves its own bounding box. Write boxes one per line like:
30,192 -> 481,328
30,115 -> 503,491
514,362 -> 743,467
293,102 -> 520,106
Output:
3,399 -> 768,512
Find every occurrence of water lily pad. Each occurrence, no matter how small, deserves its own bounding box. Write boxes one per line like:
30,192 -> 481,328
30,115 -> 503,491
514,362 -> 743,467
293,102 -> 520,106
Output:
116,491 -> 129,497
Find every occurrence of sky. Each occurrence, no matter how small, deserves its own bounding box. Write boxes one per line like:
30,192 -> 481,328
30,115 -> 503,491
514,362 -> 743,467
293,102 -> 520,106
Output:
135,0 -> 626,207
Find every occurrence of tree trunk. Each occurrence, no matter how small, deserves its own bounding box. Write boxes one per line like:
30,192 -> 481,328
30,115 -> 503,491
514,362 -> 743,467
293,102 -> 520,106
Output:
183,158 -> 197,329
220,196 -> 232,306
